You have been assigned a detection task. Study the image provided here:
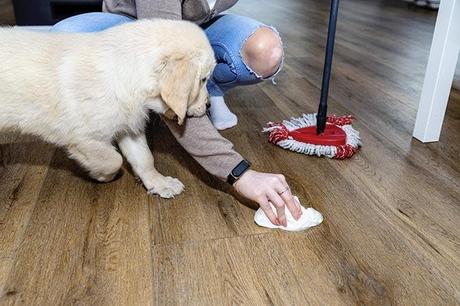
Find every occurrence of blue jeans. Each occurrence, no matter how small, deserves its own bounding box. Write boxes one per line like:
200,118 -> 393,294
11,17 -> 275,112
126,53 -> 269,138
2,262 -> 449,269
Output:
50,12 -> 283,97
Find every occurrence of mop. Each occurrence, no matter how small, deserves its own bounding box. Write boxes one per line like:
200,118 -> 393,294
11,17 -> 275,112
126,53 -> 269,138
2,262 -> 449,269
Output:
263,0 -> 361,159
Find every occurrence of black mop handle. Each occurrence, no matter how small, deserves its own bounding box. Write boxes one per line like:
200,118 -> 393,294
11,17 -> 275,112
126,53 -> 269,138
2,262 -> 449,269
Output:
317,0 -> 340,135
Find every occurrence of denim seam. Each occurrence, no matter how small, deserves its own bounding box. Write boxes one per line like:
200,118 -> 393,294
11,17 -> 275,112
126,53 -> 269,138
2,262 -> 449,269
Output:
210,42 -> 242,84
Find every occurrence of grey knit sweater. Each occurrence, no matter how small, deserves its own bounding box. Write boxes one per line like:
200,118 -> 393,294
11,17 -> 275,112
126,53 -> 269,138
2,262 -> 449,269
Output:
103,0 -> 244,181
103,0 -> 238,24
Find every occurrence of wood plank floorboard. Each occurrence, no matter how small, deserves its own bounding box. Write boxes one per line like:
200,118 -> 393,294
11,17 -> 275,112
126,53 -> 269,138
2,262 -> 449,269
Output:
1,0 -> 459,305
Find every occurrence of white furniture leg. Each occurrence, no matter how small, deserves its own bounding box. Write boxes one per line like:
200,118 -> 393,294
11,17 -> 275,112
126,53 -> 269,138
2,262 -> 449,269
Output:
413,0 -> 460,143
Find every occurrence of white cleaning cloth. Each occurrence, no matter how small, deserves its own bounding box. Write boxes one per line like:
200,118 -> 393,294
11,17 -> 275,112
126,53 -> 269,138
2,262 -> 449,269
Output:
254,196 -> 323,231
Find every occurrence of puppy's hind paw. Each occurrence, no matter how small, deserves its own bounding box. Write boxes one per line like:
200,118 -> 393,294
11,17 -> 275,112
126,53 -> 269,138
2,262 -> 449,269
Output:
147,176 -> 185,199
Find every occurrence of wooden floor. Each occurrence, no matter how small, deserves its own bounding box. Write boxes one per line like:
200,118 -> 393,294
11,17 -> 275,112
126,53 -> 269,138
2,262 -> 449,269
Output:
1,0 -> 460,305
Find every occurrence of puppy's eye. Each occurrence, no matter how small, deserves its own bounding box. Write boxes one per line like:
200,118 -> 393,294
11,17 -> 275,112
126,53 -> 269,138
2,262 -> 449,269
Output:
201,78 -> 207,83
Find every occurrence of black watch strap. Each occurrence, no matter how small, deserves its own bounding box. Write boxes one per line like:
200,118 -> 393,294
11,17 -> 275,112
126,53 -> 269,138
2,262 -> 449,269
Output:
227,159 -> 251,185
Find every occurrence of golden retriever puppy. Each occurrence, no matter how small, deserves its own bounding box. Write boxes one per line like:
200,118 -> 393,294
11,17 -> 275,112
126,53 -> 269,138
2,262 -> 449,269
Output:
0,19 -> 216,198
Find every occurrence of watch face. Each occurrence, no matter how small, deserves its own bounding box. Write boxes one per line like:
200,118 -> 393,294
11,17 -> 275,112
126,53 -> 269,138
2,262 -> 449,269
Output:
232,160 -> 249,177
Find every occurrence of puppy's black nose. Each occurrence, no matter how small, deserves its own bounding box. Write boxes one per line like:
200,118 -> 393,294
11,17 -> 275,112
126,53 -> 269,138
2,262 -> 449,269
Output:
206,101 -> 211,110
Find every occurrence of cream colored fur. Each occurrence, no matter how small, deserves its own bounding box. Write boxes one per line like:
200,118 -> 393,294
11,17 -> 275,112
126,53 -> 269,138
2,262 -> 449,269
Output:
0,19 -> 216,198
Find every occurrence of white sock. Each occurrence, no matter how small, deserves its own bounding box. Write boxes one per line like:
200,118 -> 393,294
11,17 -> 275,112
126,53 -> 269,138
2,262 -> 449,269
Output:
208,96 -> 238,130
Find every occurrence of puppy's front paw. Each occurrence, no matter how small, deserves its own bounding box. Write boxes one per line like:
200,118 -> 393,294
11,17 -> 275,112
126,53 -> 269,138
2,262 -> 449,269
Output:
148,176 -> 185,199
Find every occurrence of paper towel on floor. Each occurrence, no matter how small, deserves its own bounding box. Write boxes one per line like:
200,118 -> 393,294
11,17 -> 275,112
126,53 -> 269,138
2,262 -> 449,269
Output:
254,196 -> 323,231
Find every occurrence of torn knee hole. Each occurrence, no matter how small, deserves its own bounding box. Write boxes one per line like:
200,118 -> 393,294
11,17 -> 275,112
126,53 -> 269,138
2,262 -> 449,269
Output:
242,26 -> 284,78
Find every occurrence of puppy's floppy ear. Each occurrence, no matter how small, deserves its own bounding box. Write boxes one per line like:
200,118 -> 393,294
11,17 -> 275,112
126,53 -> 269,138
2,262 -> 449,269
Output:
159,53 -> 199,125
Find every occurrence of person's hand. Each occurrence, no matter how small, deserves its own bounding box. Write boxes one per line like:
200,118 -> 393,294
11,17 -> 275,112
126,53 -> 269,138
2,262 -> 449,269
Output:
233,170 -> 302,226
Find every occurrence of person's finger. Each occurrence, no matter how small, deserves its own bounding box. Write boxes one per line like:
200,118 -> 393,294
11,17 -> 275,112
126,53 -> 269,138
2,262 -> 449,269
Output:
277,186 -> 302,220
274,175 -> 302,220
294,196 -> 302,210
272,176 -> 299,221
267,191 -> 287,227
257,196 -> 280,226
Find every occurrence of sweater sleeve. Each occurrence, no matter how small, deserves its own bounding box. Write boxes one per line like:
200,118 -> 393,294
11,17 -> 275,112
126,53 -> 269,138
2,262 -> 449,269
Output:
135,0 -> 182,20
163,115 -> 245,182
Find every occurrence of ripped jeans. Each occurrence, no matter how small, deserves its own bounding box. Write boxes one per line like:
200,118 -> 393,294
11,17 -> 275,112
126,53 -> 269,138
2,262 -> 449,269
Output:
50,13 -> 284,97
201,14 -> 284,96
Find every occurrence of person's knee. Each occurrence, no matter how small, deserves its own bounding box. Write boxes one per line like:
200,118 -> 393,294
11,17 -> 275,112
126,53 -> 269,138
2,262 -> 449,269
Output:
241,27 -> 284,78
50,13 -> 132,33
50,21 -> 74,32
50,17 -> 89,32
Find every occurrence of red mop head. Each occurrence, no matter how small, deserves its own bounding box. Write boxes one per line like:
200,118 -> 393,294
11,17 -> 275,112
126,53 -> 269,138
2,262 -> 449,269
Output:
263,114 -> 361,159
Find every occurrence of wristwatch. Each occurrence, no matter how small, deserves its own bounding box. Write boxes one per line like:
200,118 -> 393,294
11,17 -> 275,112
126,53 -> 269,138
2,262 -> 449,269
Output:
227,159 -> 251,185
